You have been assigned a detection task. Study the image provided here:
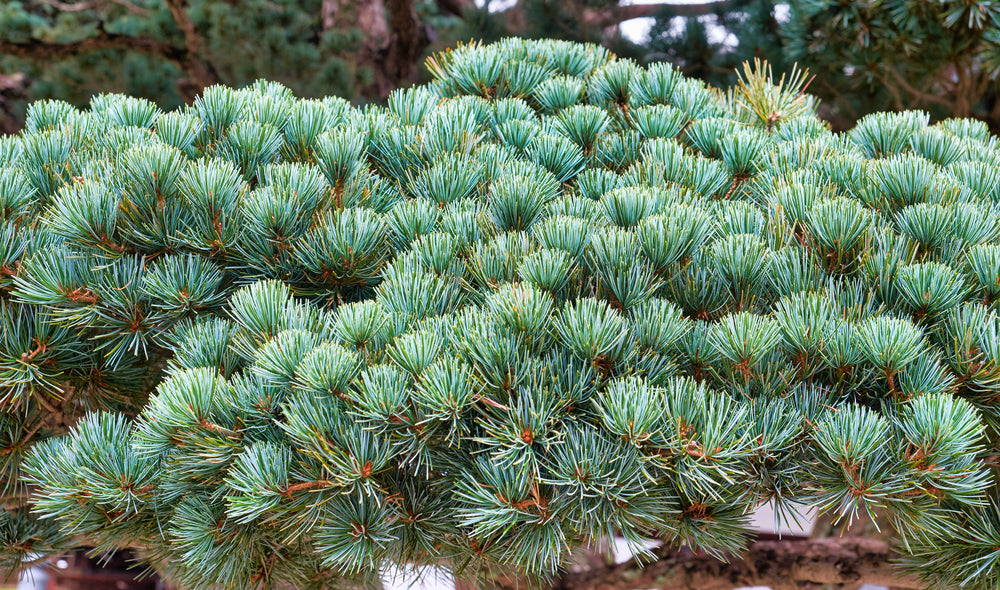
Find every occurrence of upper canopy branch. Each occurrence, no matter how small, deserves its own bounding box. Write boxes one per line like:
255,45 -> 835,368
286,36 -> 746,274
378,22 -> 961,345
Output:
583,0 -> 734,28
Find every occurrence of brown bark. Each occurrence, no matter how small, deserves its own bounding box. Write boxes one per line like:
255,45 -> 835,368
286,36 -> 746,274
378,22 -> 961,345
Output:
34,0 -> 150,16
379,0 -> 431,95
161,0 -> 219,99
358,0 -> 391,97
545,537 -> 919,590
0,73 -> 30,134
339,0 -> 429,98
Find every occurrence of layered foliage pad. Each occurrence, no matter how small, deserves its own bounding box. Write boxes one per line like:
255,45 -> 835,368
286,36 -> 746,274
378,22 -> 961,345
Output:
1,38 -> 1000,589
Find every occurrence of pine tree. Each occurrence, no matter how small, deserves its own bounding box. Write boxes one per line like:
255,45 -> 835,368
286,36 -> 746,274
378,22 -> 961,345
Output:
643,0 -> 788,99
0,0 -> 467,130
642,0 -> 1000,129
2,38 -> 1000,590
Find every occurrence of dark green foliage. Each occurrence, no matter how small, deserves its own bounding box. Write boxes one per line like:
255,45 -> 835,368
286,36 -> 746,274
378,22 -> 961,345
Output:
0,1 -> 387,124
780,0 -> 1000,126
2,37 -> 1000,590
643,0 -> 1000,128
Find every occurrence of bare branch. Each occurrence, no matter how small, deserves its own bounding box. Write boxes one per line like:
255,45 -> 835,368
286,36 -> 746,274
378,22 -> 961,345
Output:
36,0 -> 105,12
0,29 -> 184,63
885,67 -> 956,110
108,0 -> 150,15
435,0 -> 474,17
546,537 -> 920,590
33,0 -> 150,16
583,0 -> 734,28
163,0 -> 201,56
162,0 -> 218,93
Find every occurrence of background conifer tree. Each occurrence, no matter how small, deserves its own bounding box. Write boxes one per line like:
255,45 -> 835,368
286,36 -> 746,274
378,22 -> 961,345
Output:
5,1 -> 1000,132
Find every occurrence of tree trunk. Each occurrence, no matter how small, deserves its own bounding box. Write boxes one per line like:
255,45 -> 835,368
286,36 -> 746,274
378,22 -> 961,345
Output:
362,0 -> 430,97
0,73 -> 30,134
324,0 -> 428,98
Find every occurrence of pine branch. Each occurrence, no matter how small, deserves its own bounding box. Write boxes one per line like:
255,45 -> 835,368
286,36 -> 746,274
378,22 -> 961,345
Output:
0,29 -> 183,63
0,3 -> 218,100
884,67 -> 954,110
162,0 -> 219,95
6,37 -> 1000,590
547,538 -> 920,590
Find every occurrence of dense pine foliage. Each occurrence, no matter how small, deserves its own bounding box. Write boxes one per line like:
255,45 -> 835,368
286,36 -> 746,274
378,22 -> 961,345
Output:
2,38 -> 1000,590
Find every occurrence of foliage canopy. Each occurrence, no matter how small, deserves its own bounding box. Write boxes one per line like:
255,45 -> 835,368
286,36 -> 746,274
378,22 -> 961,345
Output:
0,37 -> 1000,590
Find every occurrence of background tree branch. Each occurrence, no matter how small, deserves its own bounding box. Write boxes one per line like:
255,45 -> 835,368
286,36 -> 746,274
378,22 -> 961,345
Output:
0,29 -> 183,63
161,0 -> 219,97
583,0 -> 734,27
34,0 -> 150,16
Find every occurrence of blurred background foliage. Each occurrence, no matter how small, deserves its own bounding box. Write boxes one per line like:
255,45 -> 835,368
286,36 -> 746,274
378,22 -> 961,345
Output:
1,0 -> 999,132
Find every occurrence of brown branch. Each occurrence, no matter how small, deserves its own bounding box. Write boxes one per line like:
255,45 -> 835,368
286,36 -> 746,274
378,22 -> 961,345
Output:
953,58 -> 974,117
815,76 -> 858,120
0,29 -> 184,63
197,417 -> 240,438
37,0 -> 104,12
547,537 -> 919,590
107,0 -> 150,15
32,390 -> 60,415
14,418 -> 47,453
877,73 -> 905,112
35,0 -> 149,15
281,480 -> 333,497
163,0 -> 200,56
162,0 -> 218,94
582,0 -> 734,28
885,67 -> 956,110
